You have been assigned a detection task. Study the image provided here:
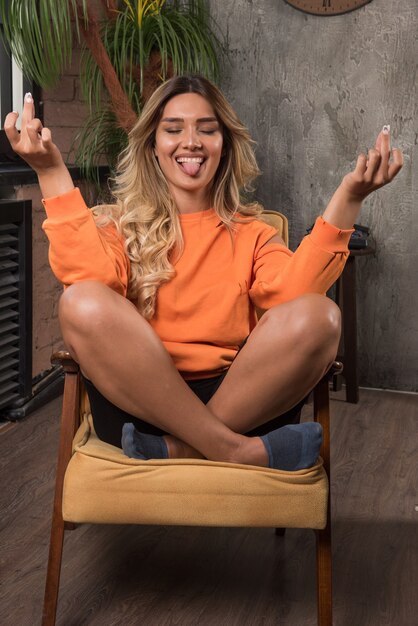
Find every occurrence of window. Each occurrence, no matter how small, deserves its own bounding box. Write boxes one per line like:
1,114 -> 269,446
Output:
0,8 -> 37,165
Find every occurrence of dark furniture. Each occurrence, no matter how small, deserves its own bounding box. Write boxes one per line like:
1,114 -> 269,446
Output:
335,245 -> 376,403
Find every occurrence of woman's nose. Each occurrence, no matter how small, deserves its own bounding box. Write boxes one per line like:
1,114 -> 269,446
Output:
183,126 -> 202,148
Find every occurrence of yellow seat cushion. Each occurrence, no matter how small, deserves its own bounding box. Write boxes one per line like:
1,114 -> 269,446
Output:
63,413 -> 328,529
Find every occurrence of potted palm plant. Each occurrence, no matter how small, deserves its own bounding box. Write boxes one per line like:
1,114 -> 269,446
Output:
0,0 -> 222,177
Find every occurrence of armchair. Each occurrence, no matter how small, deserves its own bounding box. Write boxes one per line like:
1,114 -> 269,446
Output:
42,210 -> 342,626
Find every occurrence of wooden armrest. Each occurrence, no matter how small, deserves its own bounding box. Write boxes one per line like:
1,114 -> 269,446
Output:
51,351 -> 79,373
328,360 -> 343,377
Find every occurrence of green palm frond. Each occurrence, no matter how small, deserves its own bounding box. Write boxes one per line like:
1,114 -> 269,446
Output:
69,108 -> 128,184
80,0 -> 222,117
0,0 -> 89,88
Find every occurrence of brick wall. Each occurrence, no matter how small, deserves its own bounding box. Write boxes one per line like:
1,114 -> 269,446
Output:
42,45 -> 88,163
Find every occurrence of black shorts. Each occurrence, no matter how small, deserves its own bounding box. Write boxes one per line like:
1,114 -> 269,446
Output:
83,372 -> 305,449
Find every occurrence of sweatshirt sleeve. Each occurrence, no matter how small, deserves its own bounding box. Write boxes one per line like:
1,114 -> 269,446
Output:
249,216 -> 353,309
41,187 -> 130,296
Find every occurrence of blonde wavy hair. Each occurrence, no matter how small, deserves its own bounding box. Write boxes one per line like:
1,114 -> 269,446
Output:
96,74 -> 263,319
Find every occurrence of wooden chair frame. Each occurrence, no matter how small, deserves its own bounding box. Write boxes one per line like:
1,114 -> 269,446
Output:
41,351 -> 342,626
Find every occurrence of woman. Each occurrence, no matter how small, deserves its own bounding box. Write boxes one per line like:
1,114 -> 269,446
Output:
4,75 -> 403,470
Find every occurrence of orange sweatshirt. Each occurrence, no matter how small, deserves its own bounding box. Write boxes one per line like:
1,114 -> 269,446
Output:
42,188 -> 353,379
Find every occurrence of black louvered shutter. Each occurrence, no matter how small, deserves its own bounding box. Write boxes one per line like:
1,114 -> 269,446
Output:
0,199 -> 32,409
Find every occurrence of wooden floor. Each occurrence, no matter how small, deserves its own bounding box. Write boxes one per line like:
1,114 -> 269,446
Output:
0,388 -> 417,626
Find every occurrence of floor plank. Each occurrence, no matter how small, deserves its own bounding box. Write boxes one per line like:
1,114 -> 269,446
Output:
0,389 -> 417,626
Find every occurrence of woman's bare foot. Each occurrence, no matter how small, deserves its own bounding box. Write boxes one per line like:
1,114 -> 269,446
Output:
163,435 -> 205,459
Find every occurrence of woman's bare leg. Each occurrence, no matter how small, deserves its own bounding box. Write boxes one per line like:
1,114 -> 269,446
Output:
207,293 -> 341,431
59,281 -> 266,466
166,293 -> 341,456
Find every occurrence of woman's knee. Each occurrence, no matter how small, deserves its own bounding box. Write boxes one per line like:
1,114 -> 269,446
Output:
262,294 -> 341,353
295,293 -> 341,339
58,280 -> 126,337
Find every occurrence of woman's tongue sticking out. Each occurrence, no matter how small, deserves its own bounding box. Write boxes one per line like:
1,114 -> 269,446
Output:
182,162 -> 200,176
177,158 -> 202,176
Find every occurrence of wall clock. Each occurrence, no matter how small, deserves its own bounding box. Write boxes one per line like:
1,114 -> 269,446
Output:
284,1 -> 373,16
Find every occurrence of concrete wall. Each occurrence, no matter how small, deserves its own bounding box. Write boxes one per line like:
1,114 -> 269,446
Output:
210,0 -> 417,391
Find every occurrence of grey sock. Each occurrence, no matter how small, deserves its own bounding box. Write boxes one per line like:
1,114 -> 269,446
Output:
260,422 -> 322,471
121,423 -> 168,460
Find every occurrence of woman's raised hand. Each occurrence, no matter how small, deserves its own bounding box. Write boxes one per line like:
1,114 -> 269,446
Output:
340,126 -> 403,201
4,93 -> 64,172
323,126 -> 404,229
4,93 -> 74,198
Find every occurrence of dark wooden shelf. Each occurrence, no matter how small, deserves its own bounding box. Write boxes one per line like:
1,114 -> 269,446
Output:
335,241 -> 376,403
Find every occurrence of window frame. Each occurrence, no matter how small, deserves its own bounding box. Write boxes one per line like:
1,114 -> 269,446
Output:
0,7 -> 42,166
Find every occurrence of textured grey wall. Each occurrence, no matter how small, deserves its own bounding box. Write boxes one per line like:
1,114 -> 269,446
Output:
210,0 -> 417,391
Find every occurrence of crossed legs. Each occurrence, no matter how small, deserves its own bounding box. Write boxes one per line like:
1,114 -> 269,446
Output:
59,281 -> 341,468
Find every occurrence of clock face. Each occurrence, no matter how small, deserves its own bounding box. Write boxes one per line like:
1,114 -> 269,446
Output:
284,1 -> 373,16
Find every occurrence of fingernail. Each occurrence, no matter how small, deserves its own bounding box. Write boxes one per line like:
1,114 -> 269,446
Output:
382,124 -> 390,135
12,111 -> 18,114
24,92 -> 33,103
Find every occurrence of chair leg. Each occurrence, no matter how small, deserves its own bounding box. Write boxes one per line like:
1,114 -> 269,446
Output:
314,368 -> 336,625
42,359 -> 81,625
316,523 -> 332,626
42,513 -> 66,626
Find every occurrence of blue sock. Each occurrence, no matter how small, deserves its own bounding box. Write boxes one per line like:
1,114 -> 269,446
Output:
121,423 -> 168,460
260,422 -> 322,471
121,422 -> 322,469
